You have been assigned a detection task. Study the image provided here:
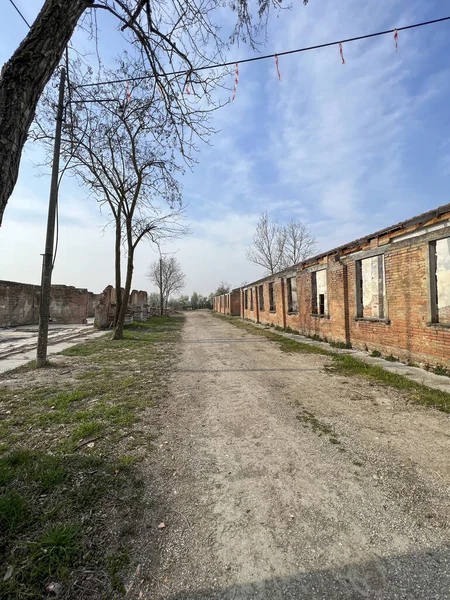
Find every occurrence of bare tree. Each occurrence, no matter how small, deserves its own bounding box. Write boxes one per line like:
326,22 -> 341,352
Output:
215,281 -> 231,295
0,0 -> 310,224
246,212 -> 284,275
147,256 -> 186,311
279,219 -> 318,269
246,212 -> 317,275
34,64 -> 189,339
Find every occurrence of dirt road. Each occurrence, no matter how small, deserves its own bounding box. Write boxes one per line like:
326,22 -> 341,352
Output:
136,311 -> 449,599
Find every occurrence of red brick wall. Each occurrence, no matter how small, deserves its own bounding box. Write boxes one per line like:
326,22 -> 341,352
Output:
233,224 -> 450,367
230,291 -> 241,316
48,285 -> 89,324
0,281 -> 40,327
347,242 -> 450,365
0,280 -> 92,326
213,292 -> 240,315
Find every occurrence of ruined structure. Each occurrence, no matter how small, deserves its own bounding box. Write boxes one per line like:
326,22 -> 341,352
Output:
214,204 -> 450,368
0,281 -> 101,327
94,286 -> 150,328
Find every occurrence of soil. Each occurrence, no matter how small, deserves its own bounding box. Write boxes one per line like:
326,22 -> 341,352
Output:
126,312 -> 450,599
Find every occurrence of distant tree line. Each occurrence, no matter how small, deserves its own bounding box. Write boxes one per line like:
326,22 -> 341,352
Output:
146,277 -> 233,312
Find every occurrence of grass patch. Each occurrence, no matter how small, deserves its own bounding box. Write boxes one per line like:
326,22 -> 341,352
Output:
296,408 -> 340,445
107,549 -> 130,593
432,365 -> 450,378
329,354 -> 450,413
0,315 -> 184,598
28,524 -> 81,581
384,354 -> 399,362
0,490 -> 30,534
297,409 -> 333,435
329,340 -> 352,349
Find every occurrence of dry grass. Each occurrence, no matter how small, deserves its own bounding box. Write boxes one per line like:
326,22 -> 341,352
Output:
0,316 -> 184,599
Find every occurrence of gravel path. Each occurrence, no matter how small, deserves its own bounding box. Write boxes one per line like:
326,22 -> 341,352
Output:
132,311 -> 449,600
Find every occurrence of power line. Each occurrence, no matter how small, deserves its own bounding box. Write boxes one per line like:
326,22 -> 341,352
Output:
77,14 -> 450,89
8,0 -> 31,28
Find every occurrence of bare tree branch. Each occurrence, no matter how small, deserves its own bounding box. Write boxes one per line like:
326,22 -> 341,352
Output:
246,212 -> 317,275
147,255 -> 186,309
0,0 -> 310,223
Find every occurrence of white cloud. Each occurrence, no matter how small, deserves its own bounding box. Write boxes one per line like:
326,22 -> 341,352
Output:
2,0 -> 450,299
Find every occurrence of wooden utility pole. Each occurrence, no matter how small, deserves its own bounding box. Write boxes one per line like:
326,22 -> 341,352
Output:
159,256 -> 164,316
36,68 -> 66,368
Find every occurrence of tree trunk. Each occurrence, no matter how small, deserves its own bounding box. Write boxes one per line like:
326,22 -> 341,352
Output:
114,214 -> 122,326
113,245 -> 134,340
0,0 -> 91,225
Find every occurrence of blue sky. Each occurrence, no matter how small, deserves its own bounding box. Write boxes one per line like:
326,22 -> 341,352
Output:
1,0 -> 450,296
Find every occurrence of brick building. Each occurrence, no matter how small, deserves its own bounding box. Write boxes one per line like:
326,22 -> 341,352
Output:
213,289 -> 241,316
214,204 -> 450,368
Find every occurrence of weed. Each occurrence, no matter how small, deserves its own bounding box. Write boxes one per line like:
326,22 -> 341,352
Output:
407,360 -> 419,368
32,455 -> 67,491
115,455 -> 139,471
297,410 -> 332,435
29,524 -> 81,580
311,334 -> 324,342
0,490 -> 30,533
330,340 -> 352,349
370,350 -> 382,358
72,421 -> 103,441
384,354 -> 399,362
432,365 -> 450,378
108,549 -> 130,593
296,409 -> 341,445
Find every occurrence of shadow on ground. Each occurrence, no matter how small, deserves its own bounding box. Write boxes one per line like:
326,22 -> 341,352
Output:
156,545 -> 449,600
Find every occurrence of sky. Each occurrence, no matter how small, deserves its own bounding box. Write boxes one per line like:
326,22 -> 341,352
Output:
1,0 -> 450,297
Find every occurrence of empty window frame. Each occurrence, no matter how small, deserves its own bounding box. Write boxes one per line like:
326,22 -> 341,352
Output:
311,270 -> 328,316
250,288 -> 254,311
356,255 -> 386,319
269,282 -> 276,312
287,277 -> 298,313
259,285 -> 264,311
244,289 -> 248,310
430,237 -> 450,324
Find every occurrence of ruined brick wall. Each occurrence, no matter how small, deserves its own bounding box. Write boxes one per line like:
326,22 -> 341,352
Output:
0,281 -> 40,327
49,286 -> 88,324
0,281 -> 91,327
94,287 -> 151,327
94,285 -> 113,329
87,293 -> 102,318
